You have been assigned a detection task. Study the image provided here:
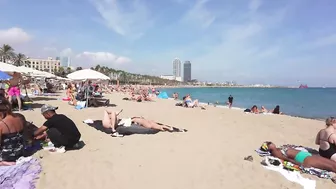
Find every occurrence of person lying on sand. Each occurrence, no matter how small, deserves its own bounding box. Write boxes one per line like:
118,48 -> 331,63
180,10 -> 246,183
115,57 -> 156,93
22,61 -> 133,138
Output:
261,106 -> 268,113
270,105 -> 283,114
315,117 -> 336,162
251,105 -> 259,114
102,109 -> 174,137
260,141 -> 336,183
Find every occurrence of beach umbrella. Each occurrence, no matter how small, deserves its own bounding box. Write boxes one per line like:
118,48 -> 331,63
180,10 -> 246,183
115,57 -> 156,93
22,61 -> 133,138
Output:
19,66 -> 56,78
0,70 -> 12,80
0,62 -> 25,73
67,69 -> 110,80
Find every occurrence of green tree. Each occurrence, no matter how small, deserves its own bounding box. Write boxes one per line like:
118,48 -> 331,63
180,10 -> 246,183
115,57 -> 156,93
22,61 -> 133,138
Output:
66,67 -> 72,73
13,53 -> 26,66
0,44 -> 16,63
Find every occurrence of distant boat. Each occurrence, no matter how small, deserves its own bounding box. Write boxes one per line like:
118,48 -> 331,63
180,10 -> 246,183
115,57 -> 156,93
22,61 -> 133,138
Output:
299,84 -> 308,88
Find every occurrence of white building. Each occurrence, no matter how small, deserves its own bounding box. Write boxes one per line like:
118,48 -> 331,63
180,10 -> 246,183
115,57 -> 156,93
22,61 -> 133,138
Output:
160,75 -> 182,82
175,76 -> 182,82
160,75 -> 176,80
172,58 -> 181,77
24,57 -> 60,74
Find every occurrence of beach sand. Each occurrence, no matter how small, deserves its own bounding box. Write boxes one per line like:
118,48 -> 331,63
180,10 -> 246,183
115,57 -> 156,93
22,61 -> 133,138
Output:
20,93 -> 333,189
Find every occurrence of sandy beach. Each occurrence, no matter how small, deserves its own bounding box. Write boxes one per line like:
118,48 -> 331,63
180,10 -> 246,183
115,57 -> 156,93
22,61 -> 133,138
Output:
19,92 -> 333,189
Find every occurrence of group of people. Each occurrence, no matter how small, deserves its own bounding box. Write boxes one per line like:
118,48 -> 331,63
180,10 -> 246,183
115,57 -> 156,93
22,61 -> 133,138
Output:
247,105 -> 283,114
0,97 -> 81,165
260,117 -> 336,183
65,80 -> 110,107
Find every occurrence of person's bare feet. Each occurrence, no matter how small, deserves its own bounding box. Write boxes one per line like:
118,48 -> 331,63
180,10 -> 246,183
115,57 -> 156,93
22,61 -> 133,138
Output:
332,176 -> 336,184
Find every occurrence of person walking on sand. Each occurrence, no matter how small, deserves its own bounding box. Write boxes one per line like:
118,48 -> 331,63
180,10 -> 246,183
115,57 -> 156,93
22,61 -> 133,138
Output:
228,95 -> 233,108
7,72 -> 22,111
34,105 -> 81,150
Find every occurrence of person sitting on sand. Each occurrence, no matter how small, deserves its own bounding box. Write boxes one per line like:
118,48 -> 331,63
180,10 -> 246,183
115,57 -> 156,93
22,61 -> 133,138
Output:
173,92 -> 179,100
34,105 -> 81,150
315,117 -> 336,162
251,105 -> 259,114
270,105 -> 283,114
184,94 -> 200,108
102,109 -> 173,137
0,97 -> 24,166
260,141 -> 336,183
261,106 -> 268,113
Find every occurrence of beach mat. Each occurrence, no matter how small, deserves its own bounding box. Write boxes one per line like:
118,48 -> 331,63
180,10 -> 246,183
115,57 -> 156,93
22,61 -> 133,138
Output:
85,120 -> 187,135
0,157 -> 42,189
255,144 -> 332,179
85,120 -> 160,135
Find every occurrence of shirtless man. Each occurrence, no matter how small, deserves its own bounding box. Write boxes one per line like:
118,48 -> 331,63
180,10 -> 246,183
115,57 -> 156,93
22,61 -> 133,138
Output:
7,72 -> 22,111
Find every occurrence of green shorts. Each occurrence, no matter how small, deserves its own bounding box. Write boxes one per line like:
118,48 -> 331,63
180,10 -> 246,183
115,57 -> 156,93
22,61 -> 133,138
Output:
294,151 -> 312,164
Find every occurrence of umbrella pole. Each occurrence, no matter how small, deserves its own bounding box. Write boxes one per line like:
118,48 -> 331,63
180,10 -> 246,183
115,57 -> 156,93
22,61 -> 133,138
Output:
23,84 -> 31,101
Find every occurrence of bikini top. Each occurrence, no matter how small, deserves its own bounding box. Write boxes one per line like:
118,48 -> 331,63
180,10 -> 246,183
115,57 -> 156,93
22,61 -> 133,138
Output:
0,120 -> 24,161
320,131 -> 335,146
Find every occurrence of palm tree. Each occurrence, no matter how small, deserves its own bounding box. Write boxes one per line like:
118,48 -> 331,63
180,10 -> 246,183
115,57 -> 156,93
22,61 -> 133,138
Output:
66,67 -> 72,73
0,44 -> 16,63
13,53 -> 26,66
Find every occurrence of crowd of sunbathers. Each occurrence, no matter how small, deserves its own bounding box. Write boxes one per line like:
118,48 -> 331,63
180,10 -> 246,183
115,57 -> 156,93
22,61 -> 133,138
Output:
245,105 -> 283,114
64,80 -> 110,107
258,117 -> 336,183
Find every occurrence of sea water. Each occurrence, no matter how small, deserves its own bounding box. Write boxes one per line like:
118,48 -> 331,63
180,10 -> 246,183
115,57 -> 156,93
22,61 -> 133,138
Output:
160,87 -> 336,119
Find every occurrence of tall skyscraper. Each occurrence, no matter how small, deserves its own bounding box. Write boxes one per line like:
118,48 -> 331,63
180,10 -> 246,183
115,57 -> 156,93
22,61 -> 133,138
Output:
183,61 -> 191,82
60,57 -> 71,67
172,58 -> 181,77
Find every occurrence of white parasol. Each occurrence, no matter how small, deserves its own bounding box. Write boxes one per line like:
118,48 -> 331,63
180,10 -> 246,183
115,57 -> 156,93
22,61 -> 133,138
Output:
67,69 -> 110,80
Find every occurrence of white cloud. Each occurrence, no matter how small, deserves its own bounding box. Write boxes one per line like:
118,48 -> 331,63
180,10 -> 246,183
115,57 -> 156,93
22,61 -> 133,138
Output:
0,27 -> 32,44
181,0 -> 216,28
91,0 -> 153,38
249,0 -> 262,12
60,48 -> 73,56
76,51 -> 132,65
311,33 -> 336,48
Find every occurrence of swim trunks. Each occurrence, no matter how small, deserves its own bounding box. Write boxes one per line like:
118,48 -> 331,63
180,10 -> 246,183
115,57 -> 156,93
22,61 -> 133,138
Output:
8,86 -> 20,96
294,151 -> 312,164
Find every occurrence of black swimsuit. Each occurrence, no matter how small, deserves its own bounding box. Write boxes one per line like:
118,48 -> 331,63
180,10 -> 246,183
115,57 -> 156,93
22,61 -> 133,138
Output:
0,120 -> 24,162
319,133 -> 336,159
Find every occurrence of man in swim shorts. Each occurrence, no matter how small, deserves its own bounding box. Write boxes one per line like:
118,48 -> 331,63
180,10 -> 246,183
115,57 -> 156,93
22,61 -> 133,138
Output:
8,72 -> 22,111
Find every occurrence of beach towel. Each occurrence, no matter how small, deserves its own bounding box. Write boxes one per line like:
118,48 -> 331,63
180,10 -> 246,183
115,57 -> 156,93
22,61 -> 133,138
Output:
157,92 -> 169,99
83,119 -> 187,135
262,156 -> 316,189
255,144 -> 332,179
0,157 -> 42,189
84,120 -> 159,135
75,101 -> 86,110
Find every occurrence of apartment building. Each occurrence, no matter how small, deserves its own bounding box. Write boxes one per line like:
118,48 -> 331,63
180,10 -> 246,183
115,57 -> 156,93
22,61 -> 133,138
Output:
25,57 -> 60,73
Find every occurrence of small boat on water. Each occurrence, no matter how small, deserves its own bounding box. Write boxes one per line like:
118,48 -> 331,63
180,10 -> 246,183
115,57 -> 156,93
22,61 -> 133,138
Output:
299,84 -> 308,88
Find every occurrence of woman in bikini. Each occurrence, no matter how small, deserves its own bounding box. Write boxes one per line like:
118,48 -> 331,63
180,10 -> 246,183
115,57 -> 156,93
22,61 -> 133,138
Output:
261,141 -> 336,182
102,109 -> 173,136
0,97 -> 25,165
316,117 -> 336,161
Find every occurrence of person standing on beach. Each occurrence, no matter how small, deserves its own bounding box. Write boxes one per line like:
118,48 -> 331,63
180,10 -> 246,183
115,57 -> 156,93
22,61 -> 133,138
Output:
228,95 -> 233,108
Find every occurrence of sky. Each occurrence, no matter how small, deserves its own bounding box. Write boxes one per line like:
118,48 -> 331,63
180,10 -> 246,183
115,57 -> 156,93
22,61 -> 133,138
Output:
0,0 -> 336,86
